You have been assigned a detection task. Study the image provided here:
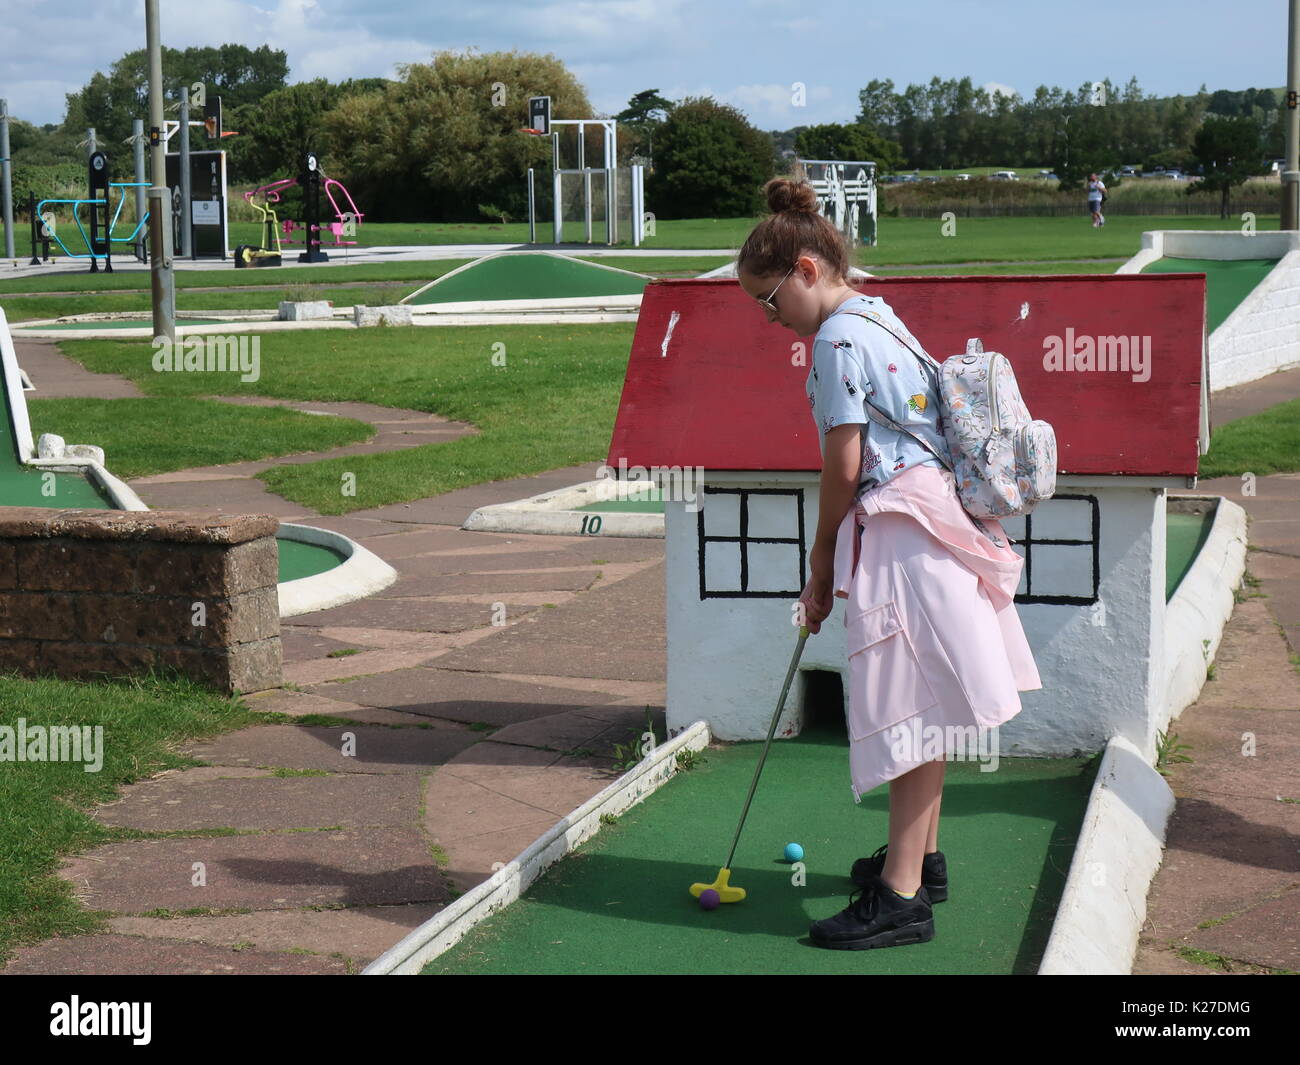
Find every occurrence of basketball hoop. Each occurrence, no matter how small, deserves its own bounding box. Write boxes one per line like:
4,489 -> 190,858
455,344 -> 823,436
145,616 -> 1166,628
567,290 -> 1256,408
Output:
520,128 -> 545,136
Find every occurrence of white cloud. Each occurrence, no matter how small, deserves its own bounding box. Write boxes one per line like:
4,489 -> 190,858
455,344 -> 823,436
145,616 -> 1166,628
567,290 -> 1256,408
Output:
983,81 -> 1019,100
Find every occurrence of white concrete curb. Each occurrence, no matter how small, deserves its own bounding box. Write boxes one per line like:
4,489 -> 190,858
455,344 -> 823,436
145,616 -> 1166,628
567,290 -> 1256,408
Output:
1162,494 -> 1249,726
363,718 -> 713,974
1037,734 -> 1176,974
276,522 -> 399,618
461,477 -> 665,537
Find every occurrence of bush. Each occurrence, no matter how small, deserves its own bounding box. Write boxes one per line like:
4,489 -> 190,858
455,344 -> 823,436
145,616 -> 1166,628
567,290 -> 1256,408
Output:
644,96 -> 775,219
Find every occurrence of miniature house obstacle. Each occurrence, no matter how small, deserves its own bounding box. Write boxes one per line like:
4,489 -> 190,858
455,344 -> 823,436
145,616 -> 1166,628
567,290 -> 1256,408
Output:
607,274 -> 1209,764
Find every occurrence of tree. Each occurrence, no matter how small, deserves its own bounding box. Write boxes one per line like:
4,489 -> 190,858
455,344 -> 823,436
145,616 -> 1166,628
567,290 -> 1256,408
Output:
323,49 -> 592,222
1189,115 -> 1271,217
615,89 -> 674,170
856,78 -> 898,134
793,122 -> 903,173
61,44 -> 289,179
644,96 -> 776,219
227,79 -> 368,183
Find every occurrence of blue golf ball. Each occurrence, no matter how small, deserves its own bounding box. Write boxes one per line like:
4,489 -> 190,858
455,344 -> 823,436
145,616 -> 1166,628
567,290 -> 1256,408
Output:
784,842 -> 804,862
699,888 -> 720,910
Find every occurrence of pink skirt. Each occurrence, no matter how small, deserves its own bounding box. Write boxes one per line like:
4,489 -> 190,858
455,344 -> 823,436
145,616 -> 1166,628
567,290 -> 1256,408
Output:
829,463 -> 1042,801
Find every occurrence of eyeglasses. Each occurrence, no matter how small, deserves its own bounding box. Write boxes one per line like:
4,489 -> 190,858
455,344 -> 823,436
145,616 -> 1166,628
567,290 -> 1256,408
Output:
756,264 -> 796,314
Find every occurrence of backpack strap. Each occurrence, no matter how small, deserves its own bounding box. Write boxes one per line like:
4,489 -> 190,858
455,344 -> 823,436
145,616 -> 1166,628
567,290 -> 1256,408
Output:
828,307 -> 954,475
829,307 -> 944,381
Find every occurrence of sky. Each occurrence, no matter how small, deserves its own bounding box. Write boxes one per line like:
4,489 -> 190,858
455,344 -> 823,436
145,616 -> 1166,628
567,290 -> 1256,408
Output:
2,0 -> 1293,129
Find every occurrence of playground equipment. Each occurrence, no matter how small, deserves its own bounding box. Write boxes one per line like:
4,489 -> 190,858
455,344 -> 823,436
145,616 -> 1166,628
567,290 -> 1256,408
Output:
523,96 -> 645,246
29,151 -> 150,272
793,158 -> 878,246
234,152 -> 364,268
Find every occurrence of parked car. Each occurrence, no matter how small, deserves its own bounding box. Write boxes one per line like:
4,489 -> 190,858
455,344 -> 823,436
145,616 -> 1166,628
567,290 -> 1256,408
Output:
1119,166 -> 1140,177
989,170 -> 1019,181
954,173 -> 972,180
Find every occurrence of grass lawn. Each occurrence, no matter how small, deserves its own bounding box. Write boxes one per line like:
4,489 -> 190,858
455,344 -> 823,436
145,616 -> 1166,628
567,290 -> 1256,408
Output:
1199,396 -> 1300,479
52,323 -> 636,513
26,396 -> 375,479
0,670 -> 271,963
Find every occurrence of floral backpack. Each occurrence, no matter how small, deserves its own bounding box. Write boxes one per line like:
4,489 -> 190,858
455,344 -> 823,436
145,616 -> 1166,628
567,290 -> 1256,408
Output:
831,307 -> 1058,520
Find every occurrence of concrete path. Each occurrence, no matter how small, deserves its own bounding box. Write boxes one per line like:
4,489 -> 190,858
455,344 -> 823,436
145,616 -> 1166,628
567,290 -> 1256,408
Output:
1131,365 -> 1300,975
2,341 -> 1297,975
3,337 -> 664,974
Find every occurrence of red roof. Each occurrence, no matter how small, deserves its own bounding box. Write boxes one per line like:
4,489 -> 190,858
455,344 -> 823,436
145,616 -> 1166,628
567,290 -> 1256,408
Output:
607,274 -> 1206,477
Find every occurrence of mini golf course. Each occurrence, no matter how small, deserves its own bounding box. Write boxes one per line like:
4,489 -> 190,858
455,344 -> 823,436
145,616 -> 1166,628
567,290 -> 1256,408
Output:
1141,256 -> 1279,334
0,308 -> 374,593
422,716 -> 1096,975
1166,508 -> 1216,600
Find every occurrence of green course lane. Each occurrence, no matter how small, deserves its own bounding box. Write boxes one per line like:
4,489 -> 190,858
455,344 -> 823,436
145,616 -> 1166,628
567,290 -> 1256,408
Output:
1142,256 -> 1278,334
277,537 -> 348,582
425,720 -> 1095,975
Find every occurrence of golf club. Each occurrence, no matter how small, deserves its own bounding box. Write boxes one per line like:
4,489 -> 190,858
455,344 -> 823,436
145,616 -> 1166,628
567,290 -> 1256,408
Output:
689,623 -> 811,902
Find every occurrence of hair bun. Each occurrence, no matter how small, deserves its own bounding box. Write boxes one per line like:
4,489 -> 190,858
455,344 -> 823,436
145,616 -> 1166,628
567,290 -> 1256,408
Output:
764,178 -> 819,214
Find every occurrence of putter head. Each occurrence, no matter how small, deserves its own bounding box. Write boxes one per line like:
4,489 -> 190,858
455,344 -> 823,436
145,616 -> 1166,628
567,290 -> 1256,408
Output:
688,867 -> 746,903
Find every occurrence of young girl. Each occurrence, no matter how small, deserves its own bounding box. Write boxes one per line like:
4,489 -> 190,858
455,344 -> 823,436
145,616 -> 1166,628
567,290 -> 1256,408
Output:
737,178 -> 1042,951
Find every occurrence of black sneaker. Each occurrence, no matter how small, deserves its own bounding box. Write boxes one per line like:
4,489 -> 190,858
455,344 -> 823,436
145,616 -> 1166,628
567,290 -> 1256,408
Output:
850,844 -> 948,903
809,871 -> 934,950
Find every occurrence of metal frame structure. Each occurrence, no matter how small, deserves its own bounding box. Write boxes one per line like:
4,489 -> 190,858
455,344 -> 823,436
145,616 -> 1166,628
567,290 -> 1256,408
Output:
526,118 -> 644,246
795,158 -> 878,247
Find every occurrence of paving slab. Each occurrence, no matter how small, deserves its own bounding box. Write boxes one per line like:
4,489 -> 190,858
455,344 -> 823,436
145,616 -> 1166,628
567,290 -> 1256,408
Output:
239,686 -> 445,727
1187,889 -> 1300,970
1166,705 -> 1300,800
57,825 -> 447,912
437,740 -> 621,817
1138,793 -> 1300,938
89,771 -> 423,832
367,570 -> 600,596
106,902 -> 444,965
306,667 -> 627,726
280,592 -> 546,632
180,723 -> 483,772
13,337 -> 146,399
0,934 -> 352,975
345,526 -> 534,558
432,561 -> 666,681
1186,598 -> 1300,711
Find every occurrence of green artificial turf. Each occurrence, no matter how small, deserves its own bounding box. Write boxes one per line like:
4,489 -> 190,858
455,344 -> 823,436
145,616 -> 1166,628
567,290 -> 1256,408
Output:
425,719 -> 1098,975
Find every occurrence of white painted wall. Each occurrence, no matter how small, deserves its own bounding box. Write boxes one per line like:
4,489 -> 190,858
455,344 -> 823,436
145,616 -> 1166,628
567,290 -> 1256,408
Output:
666,473 -> 1181,764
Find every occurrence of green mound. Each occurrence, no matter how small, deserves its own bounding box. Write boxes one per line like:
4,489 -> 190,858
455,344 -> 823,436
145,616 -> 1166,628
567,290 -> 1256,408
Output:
405,253 -> 649,305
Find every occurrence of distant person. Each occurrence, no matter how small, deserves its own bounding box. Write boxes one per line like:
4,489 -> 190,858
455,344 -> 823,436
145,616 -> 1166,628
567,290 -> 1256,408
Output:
1087,173 -> 1107,227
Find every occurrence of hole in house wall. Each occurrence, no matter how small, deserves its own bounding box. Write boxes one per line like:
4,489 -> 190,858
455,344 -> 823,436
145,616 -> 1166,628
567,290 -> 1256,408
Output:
800,668 -> 846,740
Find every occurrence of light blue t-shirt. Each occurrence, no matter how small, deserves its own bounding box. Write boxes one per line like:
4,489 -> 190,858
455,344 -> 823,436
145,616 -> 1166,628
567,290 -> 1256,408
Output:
806,293 -> 952,500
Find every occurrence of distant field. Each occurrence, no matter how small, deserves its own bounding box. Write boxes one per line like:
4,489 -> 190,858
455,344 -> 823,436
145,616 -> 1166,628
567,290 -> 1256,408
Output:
2,214 -> 1281,322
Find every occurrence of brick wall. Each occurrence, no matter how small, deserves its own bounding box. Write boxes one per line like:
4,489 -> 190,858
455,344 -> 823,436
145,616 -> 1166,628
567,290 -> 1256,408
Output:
1211,250 -> 1300,391
0,508 -> 282,694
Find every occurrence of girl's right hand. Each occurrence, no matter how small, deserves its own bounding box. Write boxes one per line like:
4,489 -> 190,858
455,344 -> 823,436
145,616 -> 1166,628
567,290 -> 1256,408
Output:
798,573 -> 834,635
